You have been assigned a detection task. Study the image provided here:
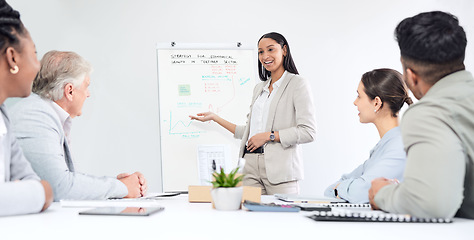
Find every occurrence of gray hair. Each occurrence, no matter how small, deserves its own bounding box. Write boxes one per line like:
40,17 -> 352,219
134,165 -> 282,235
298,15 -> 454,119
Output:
33,50 -> 92,101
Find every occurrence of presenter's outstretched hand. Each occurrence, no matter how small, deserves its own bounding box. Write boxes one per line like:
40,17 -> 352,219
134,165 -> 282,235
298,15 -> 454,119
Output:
189,112 -> 236,134
40,180 -> 53,212
189,112 -> 217,122
119,172 -> 146,198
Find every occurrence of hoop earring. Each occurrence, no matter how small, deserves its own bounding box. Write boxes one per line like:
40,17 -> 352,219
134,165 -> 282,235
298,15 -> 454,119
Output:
10,66 -> 19,74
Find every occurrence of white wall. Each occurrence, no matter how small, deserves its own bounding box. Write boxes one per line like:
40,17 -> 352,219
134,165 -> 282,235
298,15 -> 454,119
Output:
8,0 -> 474,194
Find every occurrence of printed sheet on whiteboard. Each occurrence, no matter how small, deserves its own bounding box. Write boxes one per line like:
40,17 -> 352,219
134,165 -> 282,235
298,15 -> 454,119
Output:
197,144 -> 231,186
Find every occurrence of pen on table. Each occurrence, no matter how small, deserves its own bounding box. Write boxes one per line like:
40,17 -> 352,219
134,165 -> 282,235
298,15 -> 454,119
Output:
292,200 -> 343,204
212,160 -> 216,171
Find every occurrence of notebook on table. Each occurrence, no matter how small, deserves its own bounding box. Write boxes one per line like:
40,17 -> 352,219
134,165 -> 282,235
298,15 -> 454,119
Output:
307,208 -> 453,223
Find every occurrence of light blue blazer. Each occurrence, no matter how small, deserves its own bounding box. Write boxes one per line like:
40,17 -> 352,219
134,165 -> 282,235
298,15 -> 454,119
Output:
324,127 -> 406,203
10,94 -> 127,201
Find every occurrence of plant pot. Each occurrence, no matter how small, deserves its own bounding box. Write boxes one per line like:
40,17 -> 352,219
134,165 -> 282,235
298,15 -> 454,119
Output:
211,187 -> 243,211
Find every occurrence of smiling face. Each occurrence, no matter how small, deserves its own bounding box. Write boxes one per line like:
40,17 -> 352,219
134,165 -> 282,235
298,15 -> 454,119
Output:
258,37 -> 287,74
354,81 -> 377,123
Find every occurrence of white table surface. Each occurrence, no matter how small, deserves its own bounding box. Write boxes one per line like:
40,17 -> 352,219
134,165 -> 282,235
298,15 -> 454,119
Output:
1,195 -> 472,240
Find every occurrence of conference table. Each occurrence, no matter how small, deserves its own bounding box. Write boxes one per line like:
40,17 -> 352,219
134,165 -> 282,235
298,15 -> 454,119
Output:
2,194 -> 472,239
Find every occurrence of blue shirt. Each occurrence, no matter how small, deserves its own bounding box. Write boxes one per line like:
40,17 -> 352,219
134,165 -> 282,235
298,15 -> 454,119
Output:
324,127 -> 406,203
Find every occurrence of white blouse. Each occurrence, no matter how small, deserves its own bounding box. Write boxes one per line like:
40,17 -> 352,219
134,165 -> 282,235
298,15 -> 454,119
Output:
248,71 -> 287,143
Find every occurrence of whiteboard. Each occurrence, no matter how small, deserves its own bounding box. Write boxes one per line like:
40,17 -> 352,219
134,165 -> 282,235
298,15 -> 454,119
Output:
156,43 -> 256,191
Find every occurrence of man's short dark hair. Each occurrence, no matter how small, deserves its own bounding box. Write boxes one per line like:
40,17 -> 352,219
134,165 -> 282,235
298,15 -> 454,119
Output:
395,11 -> 467,84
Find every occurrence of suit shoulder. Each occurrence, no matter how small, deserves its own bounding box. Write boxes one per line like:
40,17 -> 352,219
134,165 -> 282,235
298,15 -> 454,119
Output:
14,94 -> 50,109
255,80 -> 268,87
290,73 -> 304,80
10,95 -> 55,119
403,98 -> 451,123
253,80 -> 267,92
287,74 -> 310,89
288,73 -> 307,82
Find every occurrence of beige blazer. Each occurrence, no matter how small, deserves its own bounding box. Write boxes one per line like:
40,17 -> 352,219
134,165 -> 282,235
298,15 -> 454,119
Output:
234,73 -> 316,184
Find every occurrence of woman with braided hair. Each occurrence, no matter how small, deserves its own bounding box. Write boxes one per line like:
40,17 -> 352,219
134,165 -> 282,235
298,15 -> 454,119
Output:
0,0 -> 53,216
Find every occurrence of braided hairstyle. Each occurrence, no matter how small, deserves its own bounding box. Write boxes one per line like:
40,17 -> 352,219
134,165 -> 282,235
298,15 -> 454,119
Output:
0,0 -> 25,54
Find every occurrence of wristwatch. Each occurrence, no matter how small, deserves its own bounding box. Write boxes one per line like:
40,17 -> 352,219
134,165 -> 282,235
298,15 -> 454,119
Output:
270,131 -> 275,142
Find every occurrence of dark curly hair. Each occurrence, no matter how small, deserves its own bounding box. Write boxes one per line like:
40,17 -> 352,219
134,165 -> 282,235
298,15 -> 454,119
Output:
395,11 -> 467,84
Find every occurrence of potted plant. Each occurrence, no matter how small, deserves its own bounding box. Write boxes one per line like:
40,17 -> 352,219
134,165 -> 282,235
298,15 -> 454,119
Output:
210,167 -> 244,211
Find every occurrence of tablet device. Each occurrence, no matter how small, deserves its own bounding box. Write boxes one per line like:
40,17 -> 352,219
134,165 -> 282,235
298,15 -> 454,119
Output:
79,207 -> 164,216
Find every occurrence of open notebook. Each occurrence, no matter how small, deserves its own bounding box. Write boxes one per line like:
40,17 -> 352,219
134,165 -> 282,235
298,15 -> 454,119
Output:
308,208 -> 453,223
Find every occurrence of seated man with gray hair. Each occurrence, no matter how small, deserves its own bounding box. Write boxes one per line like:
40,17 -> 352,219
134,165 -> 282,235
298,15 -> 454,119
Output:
10,50 -> 147,201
